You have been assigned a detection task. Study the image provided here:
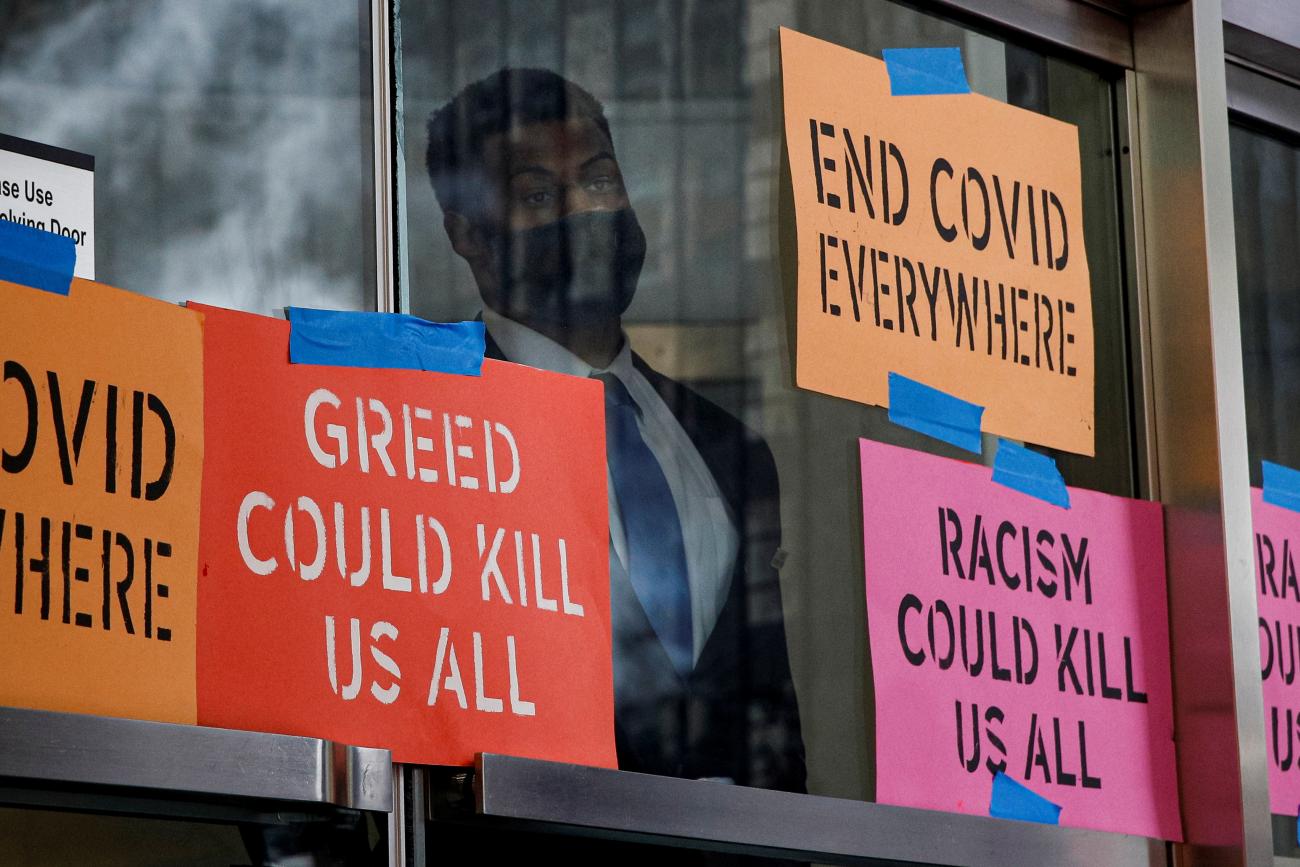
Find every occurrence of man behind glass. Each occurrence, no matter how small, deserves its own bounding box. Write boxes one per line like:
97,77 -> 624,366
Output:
425,68 -> 805,793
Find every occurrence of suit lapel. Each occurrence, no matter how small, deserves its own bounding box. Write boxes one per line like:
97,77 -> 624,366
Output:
483,328 -> 507,362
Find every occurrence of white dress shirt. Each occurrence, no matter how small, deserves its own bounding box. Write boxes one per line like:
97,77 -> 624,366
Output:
483,309 -> 739,664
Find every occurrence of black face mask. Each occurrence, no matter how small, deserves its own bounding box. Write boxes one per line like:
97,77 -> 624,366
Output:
483,207 -> 646,329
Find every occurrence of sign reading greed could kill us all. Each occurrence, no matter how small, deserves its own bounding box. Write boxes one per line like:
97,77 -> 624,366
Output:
195,305 -> 616,767
781,29 -> 1095,456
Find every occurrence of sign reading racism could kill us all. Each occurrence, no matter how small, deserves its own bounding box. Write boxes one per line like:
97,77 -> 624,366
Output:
194,304 -> 616,768
1251,486 -> 1300,814
860,440 -> 1180,839
780,29 -> 1095,456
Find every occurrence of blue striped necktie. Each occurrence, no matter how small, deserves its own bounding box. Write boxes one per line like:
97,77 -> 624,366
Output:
593,372 -> 694,675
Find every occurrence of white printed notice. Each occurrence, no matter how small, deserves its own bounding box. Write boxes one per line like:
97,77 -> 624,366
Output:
0,133 -> 95,279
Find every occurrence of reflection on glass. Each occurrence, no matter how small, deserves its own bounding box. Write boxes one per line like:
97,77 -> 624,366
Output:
425,67 -> 806,790
399,0 -> 1129,807
0,0 -> 375,313
1231,123 -> 1300,482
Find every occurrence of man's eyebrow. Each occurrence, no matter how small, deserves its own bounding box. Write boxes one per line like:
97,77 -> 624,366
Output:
579,151 -> 616,171
507,165 -> 555,181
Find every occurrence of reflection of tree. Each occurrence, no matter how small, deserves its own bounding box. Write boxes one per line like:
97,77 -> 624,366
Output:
0,0 -> 371,314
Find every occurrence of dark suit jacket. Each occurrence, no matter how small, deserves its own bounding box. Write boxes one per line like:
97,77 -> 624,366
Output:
487,333 -> 806,793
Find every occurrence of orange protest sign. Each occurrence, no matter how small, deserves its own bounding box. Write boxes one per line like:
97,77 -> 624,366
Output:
780,28 -> 1095,455
195,304 -> 615,768
0,278 -> 203,723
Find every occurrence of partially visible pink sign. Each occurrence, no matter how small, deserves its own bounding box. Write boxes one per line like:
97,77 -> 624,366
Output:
1252,487 -> 1300,814
860,439 -> 1180,839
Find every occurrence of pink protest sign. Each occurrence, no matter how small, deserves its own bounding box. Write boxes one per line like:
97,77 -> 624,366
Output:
1252,487 -> 1300,814
860,439 -> 1180,839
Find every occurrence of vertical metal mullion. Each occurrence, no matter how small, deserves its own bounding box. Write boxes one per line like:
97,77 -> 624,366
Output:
387,761 -> 407,867
1116,69 -> 1159,502
371,0 -> 396,313
393,0 -> 413,315
1131,0 -> 1270,863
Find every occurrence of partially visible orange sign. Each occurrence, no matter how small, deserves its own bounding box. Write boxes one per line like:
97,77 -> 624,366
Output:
0,278 -> 203,723
780,28 -> 1095,456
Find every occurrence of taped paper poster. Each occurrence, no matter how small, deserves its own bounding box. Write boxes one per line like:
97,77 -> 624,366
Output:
0,278 -> 203,724
194,304 -> 615,768
781,28 -> 1095,455
1251,485 -> 1300,813
860,439 -> 1179,839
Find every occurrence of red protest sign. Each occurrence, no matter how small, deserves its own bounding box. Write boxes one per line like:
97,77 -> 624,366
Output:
194,304 -> 615,768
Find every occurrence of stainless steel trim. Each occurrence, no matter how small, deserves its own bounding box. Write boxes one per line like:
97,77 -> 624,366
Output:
1226,49 -> 1300,93
1117,69 -> 1160,500
389,763 -> 407,866
466,754 -> 1165,866
928,0 -> 1133,68
1227,60 -> 1300,137
371,0 -> 396,313
1223,1 -> 1300,110
408,766 -> 427,867
0,706 -> 393,813
1131,1 -> 1270,862
1223,0 -> 1300,55
1224,33 -> 1300,93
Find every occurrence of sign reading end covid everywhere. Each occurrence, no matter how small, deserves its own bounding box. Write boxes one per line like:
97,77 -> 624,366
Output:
0,278 -> 203,723
780,29 -> 1095,456
0,133 -> 94,279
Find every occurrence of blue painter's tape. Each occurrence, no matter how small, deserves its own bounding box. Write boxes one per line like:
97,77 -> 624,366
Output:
882,47 -> 971,96
287,308 -> 485,376
989,772 -> 1062,825
887,372 -> 983,454
1264,461 -> 1300,514
0,219 -> 76,296
992,439 -> 1071,509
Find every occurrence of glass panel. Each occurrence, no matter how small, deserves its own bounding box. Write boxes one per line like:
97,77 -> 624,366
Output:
0,802 -> 387,867
396,0 -> 1132,818
0,0 -> 376,313
1229,119 -> 1300,857
1231,122 -> 1300,481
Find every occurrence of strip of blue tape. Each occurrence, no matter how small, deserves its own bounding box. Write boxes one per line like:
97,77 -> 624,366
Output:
989,772 -> 1062,825
887,372 -> 983,454
1295,803 -> 1299,847
287,307 -> 486,376
0,219 -> 76,296
992,439 -> 1071,509
882,47 -> 971,96
1264,460 -> 1300,514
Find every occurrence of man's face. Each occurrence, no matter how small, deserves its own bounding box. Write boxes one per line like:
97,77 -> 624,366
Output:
484,116 -> 630,229
459,115 -> 647,330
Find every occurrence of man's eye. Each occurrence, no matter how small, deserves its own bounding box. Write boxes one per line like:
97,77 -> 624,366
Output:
587,176 -> 617,193
521,189 -> 553,206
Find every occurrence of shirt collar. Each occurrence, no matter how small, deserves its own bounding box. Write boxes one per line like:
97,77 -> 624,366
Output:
482,308 -> 635,381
